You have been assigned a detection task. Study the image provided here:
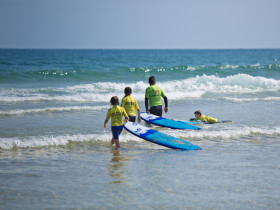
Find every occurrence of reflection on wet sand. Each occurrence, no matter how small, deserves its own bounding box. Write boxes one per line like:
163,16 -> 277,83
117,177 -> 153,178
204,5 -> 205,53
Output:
108,149 -> 127,184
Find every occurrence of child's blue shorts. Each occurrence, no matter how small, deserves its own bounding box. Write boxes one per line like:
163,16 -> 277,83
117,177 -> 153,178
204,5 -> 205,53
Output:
111,125 -> 124,139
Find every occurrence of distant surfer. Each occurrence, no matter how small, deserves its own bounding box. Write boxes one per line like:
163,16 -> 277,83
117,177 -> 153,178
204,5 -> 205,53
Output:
104,96 -> 129,148
191,110 -> 218,124
121,87 -> 141,123
145,76 -> 168,117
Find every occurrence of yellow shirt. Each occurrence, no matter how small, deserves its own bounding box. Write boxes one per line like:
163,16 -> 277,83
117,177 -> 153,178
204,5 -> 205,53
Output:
197,114 -> 218,124
121,95 -> 139,116
106,105 -> 128,126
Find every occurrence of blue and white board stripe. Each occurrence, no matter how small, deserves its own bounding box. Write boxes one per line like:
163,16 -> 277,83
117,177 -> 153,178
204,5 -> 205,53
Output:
177,120 -> 201,125
124,122 -> 202,150
140,113 -> 201,130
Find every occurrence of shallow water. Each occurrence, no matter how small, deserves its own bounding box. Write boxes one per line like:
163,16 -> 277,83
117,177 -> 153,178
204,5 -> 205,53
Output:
0,49 -> 280,209
1,141 -> 279,209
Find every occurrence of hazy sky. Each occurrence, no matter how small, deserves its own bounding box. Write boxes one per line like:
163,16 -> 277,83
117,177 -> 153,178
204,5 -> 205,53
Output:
0,0 -> 279,49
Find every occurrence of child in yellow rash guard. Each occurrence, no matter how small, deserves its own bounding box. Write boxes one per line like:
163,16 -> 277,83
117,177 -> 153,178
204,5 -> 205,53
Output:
104,96 -> 129,148
193,110 -> 218,124
121,87 -> 141,123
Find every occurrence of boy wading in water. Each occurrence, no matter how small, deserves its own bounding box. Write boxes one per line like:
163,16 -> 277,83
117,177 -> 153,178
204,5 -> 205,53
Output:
104,96 -> 129,148
121,87 -> 141,123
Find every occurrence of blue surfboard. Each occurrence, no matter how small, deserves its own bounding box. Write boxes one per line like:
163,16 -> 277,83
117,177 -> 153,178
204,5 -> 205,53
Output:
140,113 -> 201,130
177,120 -> 200,125
124,122 -> 202,150
181,120 -> 232,124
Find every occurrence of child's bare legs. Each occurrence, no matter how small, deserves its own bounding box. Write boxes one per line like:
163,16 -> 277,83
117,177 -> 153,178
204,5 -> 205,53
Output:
111,126 -> 123,148
114,139 -> 120,148
111,138 -> 120,148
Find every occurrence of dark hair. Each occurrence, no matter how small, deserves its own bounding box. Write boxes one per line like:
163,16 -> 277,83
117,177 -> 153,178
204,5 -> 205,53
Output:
110,96 -> 119,105
149,76 -> 156,85
194,110 -> 202,115
124,87 -> 132,96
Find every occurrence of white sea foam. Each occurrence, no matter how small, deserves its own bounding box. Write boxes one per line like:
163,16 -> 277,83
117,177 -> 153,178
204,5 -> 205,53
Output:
1,125 -> 279,150
224,97 -> 280,102
0,134 -> 102,150
1,74 -> 279,103
165,126 -> 280,140
0,105 -> 107,115
0,132 -> 143,150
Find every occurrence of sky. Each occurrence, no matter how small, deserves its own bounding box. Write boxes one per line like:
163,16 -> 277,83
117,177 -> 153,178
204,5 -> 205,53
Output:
0,0 -> 280,49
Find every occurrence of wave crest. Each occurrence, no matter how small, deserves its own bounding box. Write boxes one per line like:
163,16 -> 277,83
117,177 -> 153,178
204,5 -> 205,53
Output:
1,125 -> 279,150
0,105 -> 107,115
1,74 -> 279,103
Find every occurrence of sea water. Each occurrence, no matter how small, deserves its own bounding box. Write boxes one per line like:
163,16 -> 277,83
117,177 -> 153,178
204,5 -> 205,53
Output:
0,49 -> 279,209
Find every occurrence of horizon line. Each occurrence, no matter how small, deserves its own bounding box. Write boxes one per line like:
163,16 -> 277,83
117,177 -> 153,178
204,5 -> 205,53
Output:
1,47 -> 280,50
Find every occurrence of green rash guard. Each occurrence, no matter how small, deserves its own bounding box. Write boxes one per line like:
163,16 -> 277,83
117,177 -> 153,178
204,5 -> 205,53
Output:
145,85 -> 166,108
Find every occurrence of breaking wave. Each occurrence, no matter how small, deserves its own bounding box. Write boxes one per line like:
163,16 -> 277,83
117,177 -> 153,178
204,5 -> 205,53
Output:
1,125 -> 279,150
1,74 -> 279,103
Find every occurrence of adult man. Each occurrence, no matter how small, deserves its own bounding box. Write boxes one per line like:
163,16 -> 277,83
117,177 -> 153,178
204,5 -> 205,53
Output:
145,76 -> 168,117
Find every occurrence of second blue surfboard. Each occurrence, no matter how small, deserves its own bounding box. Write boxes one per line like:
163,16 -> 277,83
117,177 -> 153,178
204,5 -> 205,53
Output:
140,113 -> 201,130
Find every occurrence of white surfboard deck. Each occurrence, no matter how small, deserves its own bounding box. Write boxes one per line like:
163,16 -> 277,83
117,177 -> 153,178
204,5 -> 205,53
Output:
124,122 -> 202,150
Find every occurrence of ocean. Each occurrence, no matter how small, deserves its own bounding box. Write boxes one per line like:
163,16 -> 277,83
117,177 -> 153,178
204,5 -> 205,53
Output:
0,49 -> 280,209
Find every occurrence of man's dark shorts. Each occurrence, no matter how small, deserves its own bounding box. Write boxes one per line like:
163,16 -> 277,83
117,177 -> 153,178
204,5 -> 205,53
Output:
149,105 -> 162,117
128,116 -> 136,122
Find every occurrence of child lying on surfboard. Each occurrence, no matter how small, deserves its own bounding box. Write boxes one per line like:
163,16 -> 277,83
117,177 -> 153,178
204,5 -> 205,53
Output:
191,110 -> 218,124
172,110 -> 231,124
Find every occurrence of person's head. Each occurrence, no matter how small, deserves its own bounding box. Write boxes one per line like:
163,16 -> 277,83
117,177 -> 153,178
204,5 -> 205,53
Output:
148,76 -> 156,85
110,96 -> 119,105
194,110 -> 202,119
124,87 -> 132,96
